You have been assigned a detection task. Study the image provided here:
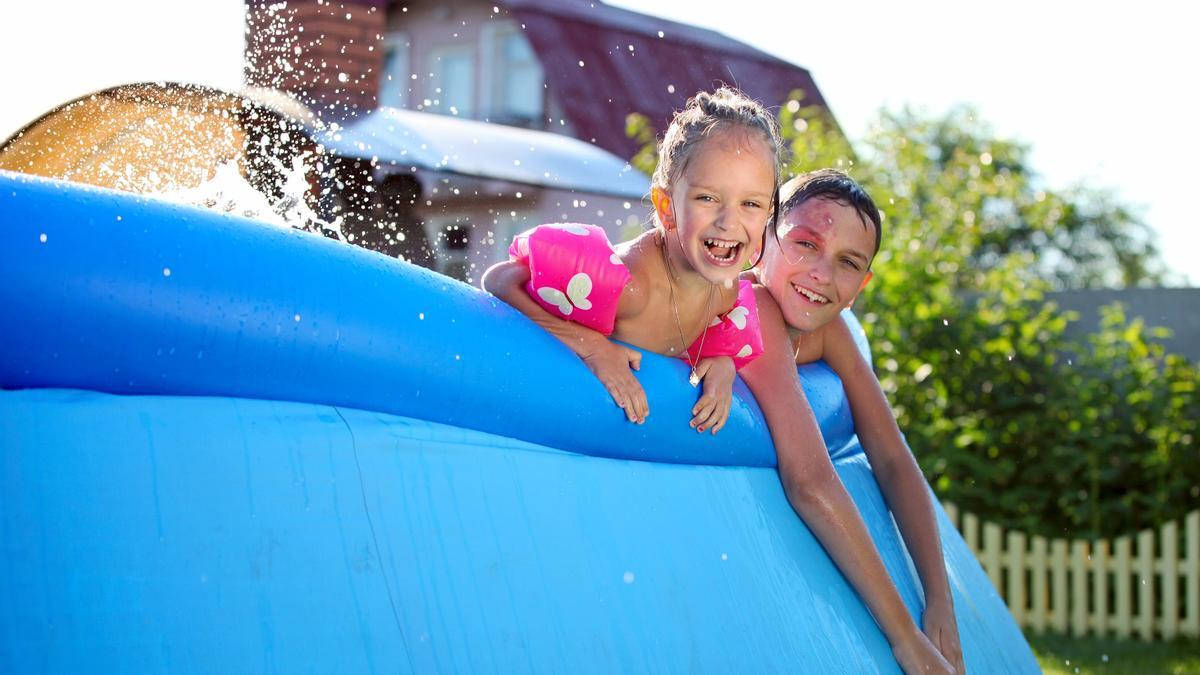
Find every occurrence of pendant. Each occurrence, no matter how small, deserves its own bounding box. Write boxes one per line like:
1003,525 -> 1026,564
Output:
689,371 -> 700,387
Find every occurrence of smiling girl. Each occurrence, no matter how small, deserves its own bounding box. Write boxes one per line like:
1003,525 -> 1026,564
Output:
482,87 -> 775,431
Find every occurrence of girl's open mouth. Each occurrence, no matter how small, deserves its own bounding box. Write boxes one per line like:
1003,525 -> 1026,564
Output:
703,238 -> 742,265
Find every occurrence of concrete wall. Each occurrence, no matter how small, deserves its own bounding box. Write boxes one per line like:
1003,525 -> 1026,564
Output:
1048,288 -> 1200,361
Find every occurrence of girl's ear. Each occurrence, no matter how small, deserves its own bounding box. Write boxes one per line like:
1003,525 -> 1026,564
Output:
651,186 -> 675,230
846,271 -> 873,309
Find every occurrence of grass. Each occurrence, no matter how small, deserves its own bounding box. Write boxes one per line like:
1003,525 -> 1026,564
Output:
1026,631 -> 1200,674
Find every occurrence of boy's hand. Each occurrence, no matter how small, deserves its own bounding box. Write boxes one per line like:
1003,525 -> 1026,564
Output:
893,629 -> 956,675
923,601 -> 965,674
581,338 -> 649,424
690,356 -> 736,434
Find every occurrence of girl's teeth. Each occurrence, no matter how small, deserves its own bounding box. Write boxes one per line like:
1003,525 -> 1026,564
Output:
703,239 -> 740,262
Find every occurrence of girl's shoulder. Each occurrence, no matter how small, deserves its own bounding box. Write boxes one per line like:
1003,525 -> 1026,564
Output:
612,231 -> 661,319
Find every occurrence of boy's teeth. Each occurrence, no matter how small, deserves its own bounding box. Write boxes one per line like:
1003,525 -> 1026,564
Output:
794,284 -> 829,303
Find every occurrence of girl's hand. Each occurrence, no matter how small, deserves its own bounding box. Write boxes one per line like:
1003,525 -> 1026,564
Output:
923,600 -> 965,674
690,356 -> 736,434
893,630 -> 956,675
580,337 -> 649,424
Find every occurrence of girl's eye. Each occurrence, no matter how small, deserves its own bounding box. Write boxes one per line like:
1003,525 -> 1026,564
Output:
696,194 -> 716,202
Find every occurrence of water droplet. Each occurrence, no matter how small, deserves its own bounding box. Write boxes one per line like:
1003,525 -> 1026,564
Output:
578,60 -> 585,67
657,30 -> 664,38
162,267 -> 172,277
38,233 -> 47,243
720,553 -> 728,561
418,312 -> 425,320
622,571 -> 635,584
294,313 -> 301,322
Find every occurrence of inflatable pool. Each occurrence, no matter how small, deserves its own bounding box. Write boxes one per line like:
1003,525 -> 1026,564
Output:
0,170 -> 1037,673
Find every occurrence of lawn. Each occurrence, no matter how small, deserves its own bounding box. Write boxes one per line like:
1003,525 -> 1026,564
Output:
1027,632 -> 1200,674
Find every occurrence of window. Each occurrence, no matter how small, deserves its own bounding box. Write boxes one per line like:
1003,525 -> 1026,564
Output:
483,23 -> 544,125
378,33 -> 411,108
429,46 -> 475,118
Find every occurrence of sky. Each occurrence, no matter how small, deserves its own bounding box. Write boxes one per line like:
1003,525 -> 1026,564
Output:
2,0 -> 1196,284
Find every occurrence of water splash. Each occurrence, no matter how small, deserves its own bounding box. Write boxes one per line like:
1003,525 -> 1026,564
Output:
161,154 -> 344,240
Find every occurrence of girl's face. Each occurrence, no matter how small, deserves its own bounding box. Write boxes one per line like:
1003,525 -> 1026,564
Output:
656,128 -> 775,286
757,197 -> 876,334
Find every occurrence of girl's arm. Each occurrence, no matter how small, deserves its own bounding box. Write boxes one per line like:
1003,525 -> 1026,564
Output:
481,260 -> 649,423
822,316 -> 964,672
690,356 -> 736,434
740,287 -> 952,675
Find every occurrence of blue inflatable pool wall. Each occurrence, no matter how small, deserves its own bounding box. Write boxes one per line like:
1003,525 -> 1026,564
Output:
0,170 -> 1037,673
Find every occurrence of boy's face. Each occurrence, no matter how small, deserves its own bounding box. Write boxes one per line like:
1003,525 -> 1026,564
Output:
757,197 -> 876,334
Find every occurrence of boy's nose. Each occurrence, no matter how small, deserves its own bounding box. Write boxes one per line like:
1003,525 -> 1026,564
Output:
808,256 -> 832,283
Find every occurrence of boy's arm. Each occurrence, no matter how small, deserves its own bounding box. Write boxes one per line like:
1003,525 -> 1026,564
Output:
480,260 -> 648,423
740,288 -> 951,674
821,315 -> 963,672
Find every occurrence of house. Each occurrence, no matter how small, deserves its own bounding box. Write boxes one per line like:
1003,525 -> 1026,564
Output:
244,0 -> 833,280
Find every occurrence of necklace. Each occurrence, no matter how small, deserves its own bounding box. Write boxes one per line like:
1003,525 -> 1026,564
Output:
659,231 -> 714,387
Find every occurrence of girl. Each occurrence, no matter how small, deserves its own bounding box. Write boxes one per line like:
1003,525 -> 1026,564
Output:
482,88 -> 773,432
742,169 -> 963,673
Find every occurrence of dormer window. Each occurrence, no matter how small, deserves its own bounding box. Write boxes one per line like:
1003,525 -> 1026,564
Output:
378,33 -> 411,108
429,45 -> 476,117
483,23 -> 544,126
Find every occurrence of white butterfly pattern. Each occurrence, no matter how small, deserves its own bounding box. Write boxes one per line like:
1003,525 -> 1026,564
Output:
726,306 -> 750,330
549,223 -> 590,236
537,272 -> 594,316
736,344 -> 753,359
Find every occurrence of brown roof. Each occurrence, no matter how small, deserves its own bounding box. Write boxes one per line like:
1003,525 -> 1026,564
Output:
502,0 -> 830,160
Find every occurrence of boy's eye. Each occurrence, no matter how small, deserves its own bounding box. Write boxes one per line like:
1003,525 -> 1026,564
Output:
696,194 -> 716,202
841,258 -> 861,271
743,201 -> 762,209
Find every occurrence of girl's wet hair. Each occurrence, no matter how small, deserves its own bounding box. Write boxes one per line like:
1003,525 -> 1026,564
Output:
777,168 -> 882,257
653,87 -> 783,264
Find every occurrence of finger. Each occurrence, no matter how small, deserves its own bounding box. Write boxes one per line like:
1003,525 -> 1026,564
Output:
625,348 -> 642,371
621,378 -> 646,423
691,393 -> 714,417
691,399 -> 716,428
606,384 -> 636,422
633,385 -> 650,422
939,630 -> 964,674
710,407 -> 729,435
696,403 -> 724,433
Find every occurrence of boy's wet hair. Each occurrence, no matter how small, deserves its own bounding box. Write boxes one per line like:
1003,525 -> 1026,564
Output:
653,87 -> 783,261
778,169 -> 882,258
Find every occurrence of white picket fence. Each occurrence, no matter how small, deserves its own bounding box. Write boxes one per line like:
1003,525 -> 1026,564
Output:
942,504 -> 1200,641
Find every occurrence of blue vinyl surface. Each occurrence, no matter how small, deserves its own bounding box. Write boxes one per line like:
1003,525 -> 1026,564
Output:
0,171 -> 1037,673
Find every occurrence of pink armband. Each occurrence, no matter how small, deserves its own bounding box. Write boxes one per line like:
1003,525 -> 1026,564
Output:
508,223 -> 632,336
684,279 -> 763,370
